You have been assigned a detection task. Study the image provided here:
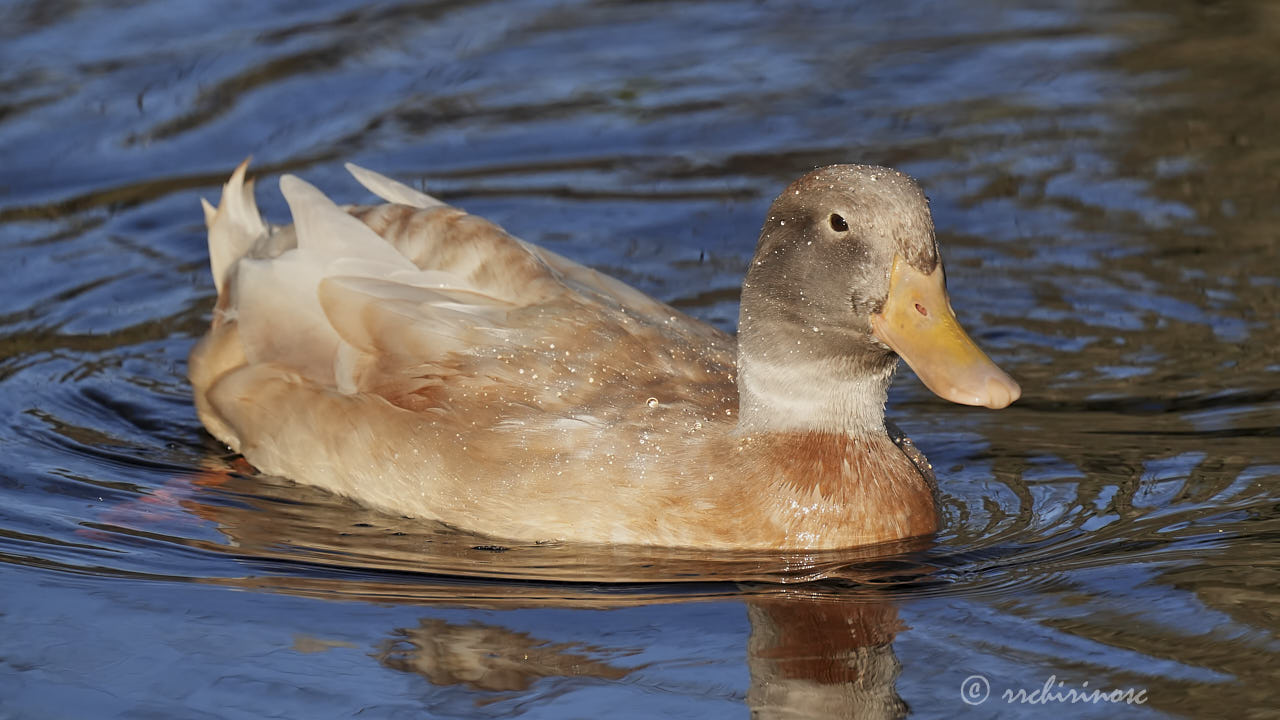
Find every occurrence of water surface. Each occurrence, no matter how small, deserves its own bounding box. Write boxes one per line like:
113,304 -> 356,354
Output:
2,0 -> 1278,717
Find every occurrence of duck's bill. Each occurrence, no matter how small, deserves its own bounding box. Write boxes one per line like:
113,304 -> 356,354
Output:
870,255 -> 1021,409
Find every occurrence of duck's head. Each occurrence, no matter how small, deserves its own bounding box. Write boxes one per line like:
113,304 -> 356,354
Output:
736,164 -> 1020,435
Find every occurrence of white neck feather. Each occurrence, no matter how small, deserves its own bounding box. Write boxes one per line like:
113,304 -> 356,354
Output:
735,354 -> 896,437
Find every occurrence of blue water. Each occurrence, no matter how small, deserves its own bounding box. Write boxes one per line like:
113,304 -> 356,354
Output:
2,0 -> 1278,717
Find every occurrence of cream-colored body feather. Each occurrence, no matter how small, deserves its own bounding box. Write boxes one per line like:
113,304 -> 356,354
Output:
189,162 -> 936,549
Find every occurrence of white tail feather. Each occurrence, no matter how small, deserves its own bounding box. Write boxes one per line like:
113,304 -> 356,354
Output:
200,198 -> 217,228
345,163 -> 446,209
278,174 -> 418,272
205,158 -> 268,293
213,161 -> 535,395
234,253 -> 341,384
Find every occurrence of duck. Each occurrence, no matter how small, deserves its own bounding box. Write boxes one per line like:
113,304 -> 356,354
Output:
188,160 -> 1020,550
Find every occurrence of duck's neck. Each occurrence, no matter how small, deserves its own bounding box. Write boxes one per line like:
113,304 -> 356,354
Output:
735,256 -> 901,438
735,350 -> 897,437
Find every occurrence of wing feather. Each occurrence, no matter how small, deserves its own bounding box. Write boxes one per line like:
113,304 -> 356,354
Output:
345,163 -> 446,209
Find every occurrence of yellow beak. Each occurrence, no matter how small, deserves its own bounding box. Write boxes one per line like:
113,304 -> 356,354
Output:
870,255 -> 1021,409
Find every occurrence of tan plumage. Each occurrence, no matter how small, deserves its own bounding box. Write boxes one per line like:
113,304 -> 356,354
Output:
190,160 -> 1018,549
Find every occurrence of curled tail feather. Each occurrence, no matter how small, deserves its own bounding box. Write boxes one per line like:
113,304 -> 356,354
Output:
202,157 -> 268,294
344,162 -> 446,209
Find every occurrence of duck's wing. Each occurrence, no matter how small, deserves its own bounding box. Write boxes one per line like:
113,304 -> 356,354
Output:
342,164 -> 719,340
201,163 -> 735,429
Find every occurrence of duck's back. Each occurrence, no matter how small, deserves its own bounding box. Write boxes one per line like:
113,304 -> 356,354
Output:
189,163 -> 744,541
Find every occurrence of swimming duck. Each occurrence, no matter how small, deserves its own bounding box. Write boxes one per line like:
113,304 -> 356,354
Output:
189,161 -> 1019,550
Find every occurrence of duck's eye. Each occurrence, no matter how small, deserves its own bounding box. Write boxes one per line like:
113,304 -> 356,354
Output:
829,213 -> 849,232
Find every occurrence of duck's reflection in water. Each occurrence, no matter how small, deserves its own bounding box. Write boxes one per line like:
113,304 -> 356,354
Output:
375,618 -> 631,692
746,597 -> 907,719
140,469 -> 922,718
364,595 -> 906,719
